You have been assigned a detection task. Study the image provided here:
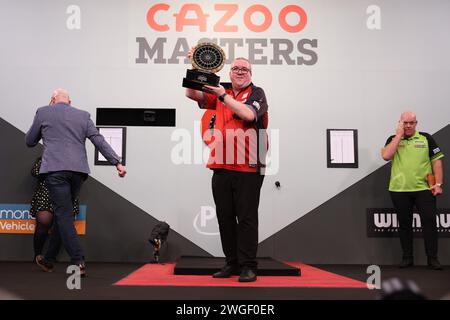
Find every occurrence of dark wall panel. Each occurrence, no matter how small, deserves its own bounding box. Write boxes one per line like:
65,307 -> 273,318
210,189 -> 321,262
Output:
0,117 -> 209,262
259,125 -> 450,265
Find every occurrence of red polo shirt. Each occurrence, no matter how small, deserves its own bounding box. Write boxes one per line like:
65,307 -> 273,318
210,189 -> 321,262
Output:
200,82 -> 269,173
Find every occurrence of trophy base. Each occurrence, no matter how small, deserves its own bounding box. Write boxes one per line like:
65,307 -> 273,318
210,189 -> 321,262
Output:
183,69 -> 220,91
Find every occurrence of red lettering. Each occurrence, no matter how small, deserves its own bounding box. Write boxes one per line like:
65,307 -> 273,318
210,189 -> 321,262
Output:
147,3 -> 170,32
279,5 -> 307,33
173,4 -> 209,32
214,4 -> 239,32
146,3 -> 308,33
244,5 -> 272,33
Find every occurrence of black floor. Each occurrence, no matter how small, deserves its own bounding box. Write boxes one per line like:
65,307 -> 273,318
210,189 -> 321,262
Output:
0,262 -> 449,300
174,256 -> 300,276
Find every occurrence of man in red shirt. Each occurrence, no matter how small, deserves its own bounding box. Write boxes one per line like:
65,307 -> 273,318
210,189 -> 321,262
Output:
186,55 -> 269,282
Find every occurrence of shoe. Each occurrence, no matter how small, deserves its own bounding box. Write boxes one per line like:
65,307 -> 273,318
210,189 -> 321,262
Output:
77,263 -> 87,278
238,267 -> 257,282
427,257 -> 443,270
35,255 -> 54,273
212,264 -> 238,278
398,257 -> 414,268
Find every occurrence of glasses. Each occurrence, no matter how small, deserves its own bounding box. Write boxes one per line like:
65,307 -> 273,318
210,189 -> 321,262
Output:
403,121 -> 417,126
231,67 -> 251,74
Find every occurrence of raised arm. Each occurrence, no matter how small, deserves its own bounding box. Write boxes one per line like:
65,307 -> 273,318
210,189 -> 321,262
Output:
381,121 -> 404,161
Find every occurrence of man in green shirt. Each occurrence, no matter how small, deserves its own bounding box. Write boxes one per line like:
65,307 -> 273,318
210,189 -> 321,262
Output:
382,111 -> 444,270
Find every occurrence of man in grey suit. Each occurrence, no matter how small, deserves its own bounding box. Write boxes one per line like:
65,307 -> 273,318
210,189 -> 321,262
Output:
26,88 -> 127,277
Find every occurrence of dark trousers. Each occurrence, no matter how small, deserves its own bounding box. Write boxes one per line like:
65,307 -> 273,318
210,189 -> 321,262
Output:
212,169 -> 264,270
390,191 -> 438,259
44,171 -> 86,265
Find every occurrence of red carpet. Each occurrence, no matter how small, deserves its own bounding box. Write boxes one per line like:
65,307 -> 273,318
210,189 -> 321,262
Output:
114,262 -> 367,288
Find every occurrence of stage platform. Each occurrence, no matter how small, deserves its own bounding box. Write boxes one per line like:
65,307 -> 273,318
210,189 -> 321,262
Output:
173,256 -> 301,276
0,262 -> 449,300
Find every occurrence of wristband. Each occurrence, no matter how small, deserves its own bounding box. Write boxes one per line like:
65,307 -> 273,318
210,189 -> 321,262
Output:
218,93 -> 227,102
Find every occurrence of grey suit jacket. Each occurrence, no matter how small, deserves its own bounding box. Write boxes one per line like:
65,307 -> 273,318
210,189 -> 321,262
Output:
25,103 -> 120,174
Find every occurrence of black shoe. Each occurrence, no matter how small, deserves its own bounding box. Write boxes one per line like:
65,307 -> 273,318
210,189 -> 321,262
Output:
399,258 -> 414,268
35,255 -> 54,273
212,264 -> 238,278
238,267 -> 257,282
427,257 -> 443,270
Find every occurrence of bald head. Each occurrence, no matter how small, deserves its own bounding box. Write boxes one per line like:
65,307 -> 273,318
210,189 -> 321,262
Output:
400,111 -> 416,122
400,111 -> 418,137
51,88 -> 71,105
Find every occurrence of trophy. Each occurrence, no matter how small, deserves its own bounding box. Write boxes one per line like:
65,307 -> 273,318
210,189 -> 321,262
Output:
183,42 -> 226,91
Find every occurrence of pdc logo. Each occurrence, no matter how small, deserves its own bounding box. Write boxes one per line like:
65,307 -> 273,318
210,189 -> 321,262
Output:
136,2 -> 318,66
193,206 -> 220,236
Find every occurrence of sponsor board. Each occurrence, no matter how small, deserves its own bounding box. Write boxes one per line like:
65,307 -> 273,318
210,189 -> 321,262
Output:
0,204 -> 87,235
366,208 -> 450,237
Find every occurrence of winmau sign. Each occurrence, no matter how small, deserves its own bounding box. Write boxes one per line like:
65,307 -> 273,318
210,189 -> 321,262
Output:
366,208 -> 450,238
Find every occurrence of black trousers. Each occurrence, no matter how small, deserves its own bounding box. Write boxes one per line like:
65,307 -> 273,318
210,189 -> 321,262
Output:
390,190 -> 438,259
212,169 -> 264,270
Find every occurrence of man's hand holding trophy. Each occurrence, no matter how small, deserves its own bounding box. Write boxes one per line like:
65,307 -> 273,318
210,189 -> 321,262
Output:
182,42 -> 226,91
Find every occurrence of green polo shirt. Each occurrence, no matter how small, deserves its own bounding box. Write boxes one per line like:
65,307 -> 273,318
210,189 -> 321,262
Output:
385,131 -> 444,192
